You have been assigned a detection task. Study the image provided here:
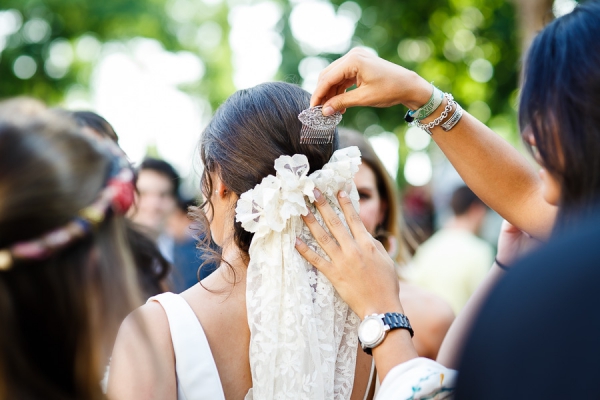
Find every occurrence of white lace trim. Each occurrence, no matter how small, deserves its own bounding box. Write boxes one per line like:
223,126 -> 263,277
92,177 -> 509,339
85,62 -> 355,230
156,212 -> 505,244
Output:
236,146 -> 362,400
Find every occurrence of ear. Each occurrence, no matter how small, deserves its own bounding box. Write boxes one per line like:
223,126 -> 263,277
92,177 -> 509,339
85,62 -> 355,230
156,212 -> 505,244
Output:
214,179 -> 228,199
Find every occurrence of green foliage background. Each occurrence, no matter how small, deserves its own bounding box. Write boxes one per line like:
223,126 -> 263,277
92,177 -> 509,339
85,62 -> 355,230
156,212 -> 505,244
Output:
0,0 -> 523,184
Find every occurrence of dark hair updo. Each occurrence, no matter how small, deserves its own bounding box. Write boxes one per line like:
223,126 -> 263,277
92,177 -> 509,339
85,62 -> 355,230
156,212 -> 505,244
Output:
519,0 -> 600,231
196,82 -> 338,267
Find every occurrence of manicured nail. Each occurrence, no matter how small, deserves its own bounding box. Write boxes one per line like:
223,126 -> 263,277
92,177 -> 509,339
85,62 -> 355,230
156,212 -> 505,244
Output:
295,237 -> 302,246
322,105 -> 335,116
339,190 -> 348,198
313,188 -> 322,200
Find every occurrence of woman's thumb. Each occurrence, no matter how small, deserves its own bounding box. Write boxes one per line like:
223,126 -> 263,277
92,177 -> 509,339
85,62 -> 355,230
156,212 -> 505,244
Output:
322,90 -> 361,116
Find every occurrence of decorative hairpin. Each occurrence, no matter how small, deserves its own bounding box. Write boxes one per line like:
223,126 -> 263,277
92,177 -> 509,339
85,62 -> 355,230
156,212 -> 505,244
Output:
0,144 -> 135,271
298,105 -> 342,144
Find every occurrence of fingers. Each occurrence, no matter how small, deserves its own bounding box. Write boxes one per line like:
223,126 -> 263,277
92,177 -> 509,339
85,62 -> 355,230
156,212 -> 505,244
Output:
336,190 -> 372,243
295,237 -> 332,274
321,89 -> 363,116
311,189 -> 354,243
311,55 -> 357,107
372,237 -> 388,256
301,204 -> 342,260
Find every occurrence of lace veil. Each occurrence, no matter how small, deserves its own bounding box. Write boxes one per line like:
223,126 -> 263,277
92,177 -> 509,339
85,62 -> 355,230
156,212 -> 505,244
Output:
235,146 -> 362,400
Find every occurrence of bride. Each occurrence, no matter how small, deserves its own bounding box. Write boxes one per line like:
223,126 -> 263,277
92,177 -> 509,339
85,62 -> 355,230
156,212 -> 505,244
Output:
107,82 -> 378,399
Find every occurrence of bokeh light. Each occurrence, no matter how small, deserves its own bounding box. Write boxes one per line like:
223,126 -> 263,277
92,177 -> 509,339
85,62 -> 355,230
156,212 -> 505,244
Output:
229,1 -> 282,89
13,55 -> 37,79
369,132 -> 400,180
405,126 -> 431,151
404,151 -> 433,187
553,0 -> 577,17
290,1 -> 356,55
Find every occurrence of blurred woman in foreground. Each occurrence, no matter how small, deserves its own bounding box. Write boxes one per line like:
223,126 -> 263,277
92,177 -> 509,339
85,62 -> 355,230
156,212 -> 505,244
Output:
0,99 -> 142,399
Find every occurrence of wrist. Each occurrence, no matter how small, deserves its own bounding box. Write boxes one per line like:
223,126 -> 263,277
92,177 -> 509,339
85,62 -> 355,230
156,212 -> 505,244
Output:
360,300 -> 404,320
494,256 -> 512,271
403,73 -> 433,110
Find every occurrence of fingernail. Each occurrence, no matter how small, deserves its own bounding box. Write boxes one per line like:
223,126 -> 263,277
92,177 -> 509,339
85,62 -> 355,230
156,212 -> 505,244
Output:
322,105 -> 335,116
339,190 -> 348,198
313,188 -> 322,200
295,237 -> 302,247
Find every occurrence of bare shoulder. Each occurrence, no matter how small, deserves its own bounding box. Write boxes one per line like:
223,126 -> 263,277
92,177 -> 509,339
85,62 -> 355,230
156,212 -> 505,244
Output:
107,301 -> 177,400
400,282 -> 455,359
117,301 -> 173,354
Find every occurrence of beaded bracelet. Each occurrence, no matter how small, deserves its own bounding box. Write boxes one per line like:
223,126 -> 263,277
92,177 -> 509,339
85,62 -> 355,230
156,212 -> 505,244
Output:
404,84 -> 444,123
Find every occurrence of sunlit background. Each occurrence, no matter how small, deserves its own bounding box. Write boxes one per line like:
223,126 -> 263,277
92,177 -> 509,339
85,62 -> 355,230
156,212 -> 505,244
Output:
0,0 -> 578,240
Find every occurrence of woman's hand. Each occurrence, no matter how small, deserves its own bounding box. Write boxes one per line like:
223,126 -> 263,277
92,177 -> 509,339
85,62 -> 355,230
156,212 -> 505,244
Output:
310,48 -> 432,115
496,220 -> 542,267
295,189 -> 403,319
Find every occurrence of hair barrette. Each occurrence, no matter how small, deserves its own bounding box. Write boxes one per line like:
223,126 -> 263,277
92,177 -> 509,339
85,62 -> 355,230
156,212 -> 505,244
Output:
298,105 -> 342,145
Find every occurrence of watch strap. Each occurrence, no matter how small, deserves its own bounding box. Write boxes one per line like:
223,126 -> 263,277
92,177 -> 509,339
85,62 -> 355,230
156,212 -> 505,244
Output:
383,312 -> 414,337
363,312 -> 414,355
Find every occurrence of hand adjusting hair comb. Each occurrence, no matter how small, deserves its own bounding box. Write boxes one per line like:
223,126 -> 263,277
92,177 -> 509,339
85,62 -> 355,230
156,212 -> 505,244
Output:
298,105 -> 343,144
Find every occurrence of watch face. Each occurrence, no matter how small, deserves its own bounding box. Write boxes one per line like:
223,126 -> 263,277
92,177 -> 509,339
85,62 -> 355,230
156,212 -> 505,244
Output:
358,317 -> 383,345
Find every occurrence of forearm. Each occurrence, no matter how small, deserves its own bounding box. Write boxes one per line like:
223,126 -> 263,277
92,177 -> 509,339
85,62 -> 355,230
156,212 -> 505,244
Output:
431,108 -> 555,238
407,79 -> 556,238
372,319 -> 419,382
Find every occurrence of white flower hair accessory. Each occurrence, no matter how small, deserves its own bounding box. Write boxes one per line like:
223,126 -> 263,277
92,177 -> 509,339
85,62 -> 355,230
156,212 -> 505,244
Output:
235,146 -> 362,400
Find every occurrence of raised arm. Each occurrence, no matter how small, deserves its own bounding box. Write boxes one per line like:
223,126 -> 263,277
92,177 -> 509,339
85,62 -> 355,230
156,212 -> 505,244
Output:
312,48 -> 557,238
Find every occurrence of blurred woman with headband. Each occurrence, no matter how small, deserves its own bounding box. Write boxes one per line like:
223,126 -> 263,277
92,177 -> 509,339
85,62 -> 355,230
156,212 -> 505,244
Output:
0,99 -> 142,399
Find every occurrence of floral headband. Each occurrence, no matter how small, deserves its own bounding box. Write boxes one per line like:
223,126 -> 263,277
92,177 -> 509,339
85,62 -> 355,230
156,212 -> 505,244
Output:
0,142 -> 135,271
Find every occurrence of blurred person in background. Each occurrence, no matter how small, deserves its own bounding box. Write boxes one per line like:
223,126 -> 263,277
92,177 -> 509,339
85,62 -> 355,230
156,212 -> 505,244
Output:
72,110 -> 120,143
0,98 -> 143,399
167,197 -> 218,292
129,158 -> 179,263
60,109 -> 171,298
339,128 -> 454,360
411,185 -> 493,314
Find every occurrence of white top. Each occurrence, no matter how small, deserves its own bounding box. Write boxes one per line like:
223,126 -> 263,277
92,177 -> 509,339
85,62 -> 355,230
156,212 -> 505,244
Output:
411,228 -> 493,314
148,292 -> 225,400
377,357 -> 456,399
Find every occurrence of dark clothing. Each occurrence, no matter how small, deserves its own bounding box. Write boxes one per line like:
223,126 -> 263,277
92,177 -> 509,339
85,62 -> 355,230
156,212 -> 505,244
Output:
456,215 -> 600,399
170,236 -> 218,293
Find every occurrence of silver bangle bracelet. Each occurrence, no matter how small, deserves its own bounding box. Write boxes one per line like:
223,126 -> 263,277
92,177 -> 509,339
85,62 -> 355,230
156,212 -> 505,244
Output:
412,93 -> 454,135
441,102 -> 463,132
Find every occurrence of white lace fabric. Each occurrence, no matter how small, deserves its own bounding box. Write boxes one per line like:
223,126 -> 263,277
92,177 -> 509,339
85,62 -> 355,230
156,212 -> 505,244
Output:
236,146 -> 362,400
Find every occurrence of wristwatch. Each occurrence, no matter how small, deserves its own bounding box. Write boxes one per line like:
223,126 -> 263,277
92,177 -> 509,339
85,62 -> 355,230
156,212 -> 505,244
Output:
358,312 -> 414,355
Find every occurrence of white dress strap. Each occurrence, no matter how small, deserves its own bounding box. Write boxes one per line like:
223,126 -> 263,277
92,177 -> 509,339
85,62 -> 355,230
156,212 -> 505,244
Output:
148,292 -> 225,400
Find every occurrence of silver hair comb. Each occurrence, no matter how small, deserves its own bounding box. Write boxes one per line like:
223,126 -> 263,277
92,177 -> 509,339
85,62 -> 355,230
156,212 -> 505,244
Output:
298,105 -> 342,144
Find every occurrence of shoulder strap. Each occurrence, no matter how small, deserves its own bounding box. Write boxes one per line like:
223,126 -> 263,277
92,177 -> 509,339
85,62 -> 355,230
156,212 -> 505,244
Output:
148,292 -> 225,400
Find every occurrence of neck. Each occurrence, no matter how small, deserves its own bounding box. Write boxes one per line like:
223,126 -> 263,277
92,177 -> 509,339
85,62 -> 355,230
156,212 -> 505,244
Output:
221,243 -> 248,279
445,215 -> 479,234
201,240 -> 248,294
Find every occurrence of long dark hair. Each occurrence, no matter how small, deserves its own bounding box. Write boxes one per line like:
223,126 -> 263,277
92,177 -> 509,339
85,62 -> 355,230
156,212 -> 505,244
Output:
519,0 -> 600,231
194,82 -> 338,278
0,100 -> 141,399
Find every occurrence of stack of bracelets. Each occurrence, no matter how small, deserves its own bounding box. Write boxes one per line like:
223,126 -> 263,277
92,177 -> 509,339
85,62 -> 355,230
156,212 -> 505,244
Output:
404,83 -> 463,135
